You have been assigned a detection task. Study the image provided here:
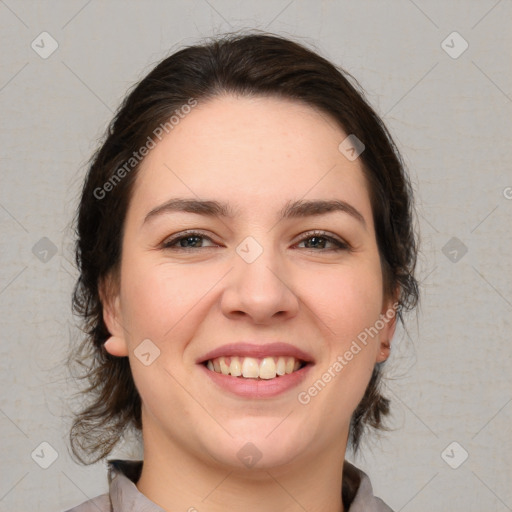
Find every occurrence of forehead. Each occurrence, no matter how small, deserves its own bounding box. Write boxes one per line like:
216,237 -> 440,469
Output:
129,94 -> 373,224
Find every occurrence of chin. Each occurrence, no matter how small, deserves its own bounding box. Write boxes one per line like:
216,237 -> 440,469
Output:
205,418 -> 313,471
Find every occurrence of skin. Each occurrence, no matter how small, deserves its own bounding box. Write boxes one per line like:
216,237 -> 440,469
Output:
102,94 -> 397,512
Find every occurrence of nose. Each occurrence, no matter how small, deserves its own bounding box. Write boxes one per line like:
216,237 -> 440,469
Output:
220,239 -> 300,324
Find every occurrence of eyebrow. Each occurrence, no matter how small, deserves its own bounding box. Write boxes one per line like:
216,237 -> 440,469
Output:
143,198 -> 366,228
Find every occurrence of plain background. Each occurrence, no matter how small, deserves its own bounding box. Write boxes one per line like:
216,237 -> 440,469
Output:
0,1 -> 511,510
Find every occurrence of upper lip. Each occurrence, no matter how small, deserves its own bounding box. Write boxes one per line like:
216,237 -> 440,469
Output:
197,342 -> 315,364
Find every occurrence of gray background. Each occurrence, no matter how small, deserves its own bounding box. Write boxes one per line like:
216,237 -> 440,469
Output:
1,1 -> 511,510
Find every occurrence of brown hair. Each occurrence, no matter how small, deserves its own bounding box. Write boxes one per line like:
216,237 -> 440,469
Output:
68,30 -> 419,464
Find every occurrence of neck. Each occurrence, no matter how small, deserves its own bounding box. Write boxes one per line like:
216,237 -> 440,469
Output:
136,418 -> 347,512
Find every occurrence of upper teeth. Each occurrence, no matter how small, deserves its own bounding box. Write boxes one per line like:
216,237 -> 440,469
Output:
206,356 -> 302,379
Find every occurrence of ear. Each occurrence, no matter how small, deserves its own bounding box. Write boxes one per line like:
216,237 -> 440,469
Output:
375,294 -> 399,364
99,274 -> 129,357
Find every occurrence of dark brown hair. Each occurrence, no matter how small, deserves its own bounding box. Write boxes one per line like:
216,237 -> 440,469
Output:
68,30 -> 419,464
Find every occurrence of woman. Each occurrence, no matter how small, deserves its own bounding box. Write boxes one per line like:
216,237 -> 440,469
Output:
66,31 -> 418,512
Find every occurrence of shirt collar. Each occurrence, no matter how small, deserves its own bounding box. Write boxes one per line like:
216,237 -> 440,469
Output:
106,459 -> 392,512
108,460 -> 166,512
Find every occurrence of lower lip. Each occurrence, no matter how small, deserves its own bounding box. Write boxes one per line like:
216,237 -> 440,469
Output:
198,363 -> 313,398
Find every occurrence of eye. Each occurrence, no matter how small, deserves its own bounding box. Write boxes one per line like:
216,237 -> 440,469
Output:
162,231 -> 218,250
295,230 -> 350,251
161,230 -> 351,252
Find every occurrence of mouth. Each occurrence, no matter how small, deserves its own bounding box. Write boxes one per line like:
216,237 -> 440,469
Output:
202,355 -> 309,380
196,342 -> 315,384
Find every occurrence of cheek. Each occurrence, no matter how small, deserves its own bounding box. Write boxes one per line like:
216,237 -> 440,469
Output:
302,258 -> 383,406
304,258 -> 384,342
119,257 -> 218,340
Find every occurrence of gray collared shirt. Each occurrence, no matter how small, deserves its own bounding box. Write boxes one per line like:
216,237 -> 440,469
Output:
65,459 -> 393,512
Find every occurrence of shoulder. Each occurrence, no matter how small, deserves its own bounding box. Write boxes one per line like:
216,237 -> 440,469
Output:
63,459 -> 145,512
343,461 -> 394,512
63,492 -> 110,512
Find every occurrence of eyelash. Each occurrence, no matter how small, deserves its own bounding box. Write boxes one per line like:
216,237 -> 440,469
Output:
161,230 -> 351,252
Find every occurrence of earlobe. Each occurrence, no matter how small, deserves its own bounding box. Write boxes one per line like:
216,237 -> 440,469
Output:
376,339 -> 391,363
104,335 -> 129,357
99,275 -> 128,357
375,298 -> 398,363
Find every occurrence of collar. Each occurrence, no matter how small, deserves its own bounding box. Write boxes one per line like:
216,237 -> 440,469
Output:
106,459 -> 392,512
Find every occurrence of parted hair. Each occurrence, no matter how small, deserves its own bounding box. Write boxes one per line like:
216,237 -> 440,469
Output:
68,30 -> 419,464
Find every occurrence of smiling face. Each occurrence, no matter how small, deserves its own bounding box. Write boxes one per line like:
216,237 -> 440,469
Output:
102,94 -> 396,473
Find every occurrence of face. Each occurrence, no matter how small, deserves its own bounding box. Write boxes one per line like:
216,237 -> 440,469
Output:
103,94 -> 396,471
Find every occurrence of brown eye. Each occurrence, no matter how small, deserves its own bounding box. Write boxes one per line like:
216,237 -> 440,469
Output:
296,231 -> 350,251
162,231 -> 218,250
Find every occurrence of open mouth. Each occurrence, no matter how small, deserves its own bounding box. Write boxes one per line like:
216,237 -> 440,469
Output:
203,355 -> 309,380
